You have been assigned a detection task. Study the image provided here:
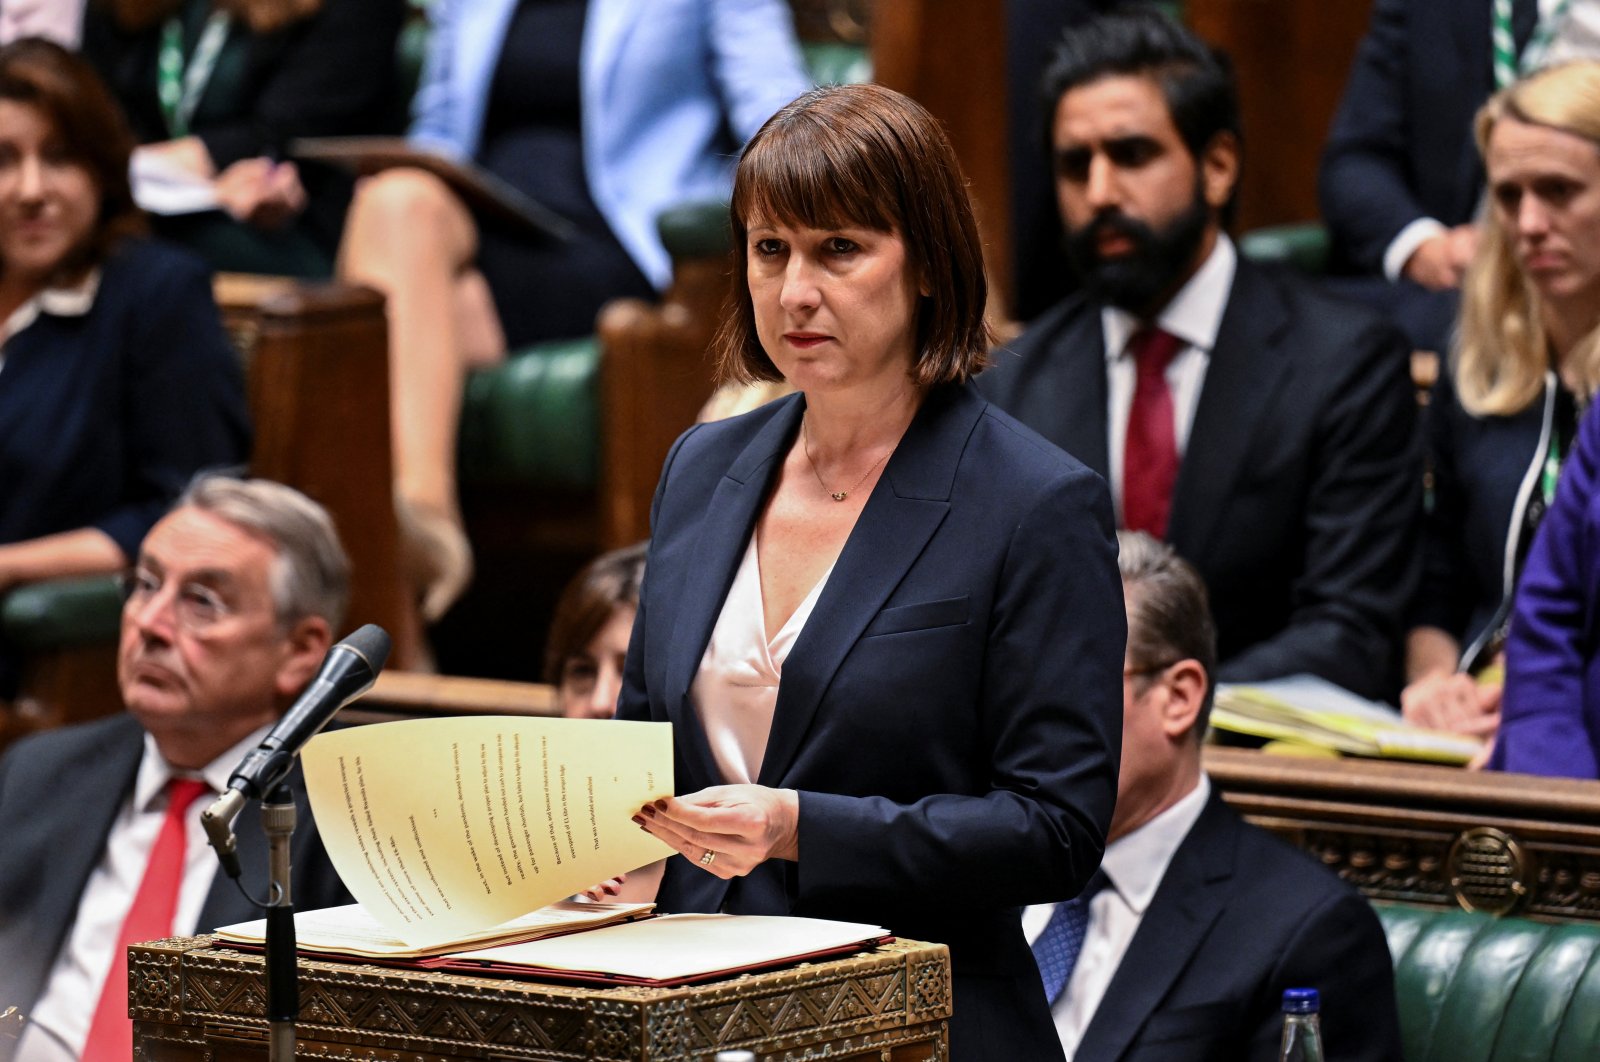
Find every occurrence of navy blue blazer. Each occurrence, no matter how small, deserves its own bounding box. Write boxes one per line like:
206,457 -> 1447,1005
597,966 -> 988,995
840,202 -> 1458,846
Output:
616,382 -> 1125,1062
1074,792 -> 1403,1062
1414,367 -> 1556,668
0,238 -> 249,559
1318,0 -> 1495,275
0,713 -> 353,1041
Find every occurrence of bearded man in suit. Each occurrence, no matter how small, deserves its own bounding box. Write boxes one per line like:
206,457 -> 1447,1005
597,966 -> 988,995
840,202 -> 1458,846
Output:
982,8 -> 1419,701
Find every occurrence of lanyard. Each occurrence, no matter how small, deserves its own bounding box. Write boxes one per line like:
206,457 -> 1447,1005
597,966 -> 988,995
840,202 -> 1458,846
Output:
1541,433 -> 1563,504
157,11 -> 231,138
1494,0 -> 1572,89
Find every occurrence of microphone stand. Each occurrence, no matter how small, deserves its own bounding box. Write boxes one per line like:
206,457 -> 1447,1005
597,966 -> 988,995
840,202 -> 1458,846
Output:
262,783 -> 298,1061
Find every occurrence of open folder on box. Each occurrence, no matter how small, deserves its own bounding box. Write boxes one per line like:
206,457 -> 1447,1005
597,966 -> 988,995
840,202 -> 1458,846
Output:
219,716 -> 889,986
216,907 -> 892,987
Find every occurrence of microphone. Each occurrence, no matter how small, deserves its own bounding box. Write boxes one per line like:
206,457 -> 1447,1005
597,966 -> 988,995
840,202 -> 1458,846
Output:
203,624 -> 390,876
230,623 -> 391,798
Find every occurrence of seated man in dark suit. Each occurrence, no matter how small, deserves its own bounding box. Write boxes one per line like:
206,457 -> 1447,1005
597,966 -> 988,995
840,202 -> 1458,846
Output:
0,476 -> 355,1061
981,8 -> 1419,701
1026,530 -> 1403,1062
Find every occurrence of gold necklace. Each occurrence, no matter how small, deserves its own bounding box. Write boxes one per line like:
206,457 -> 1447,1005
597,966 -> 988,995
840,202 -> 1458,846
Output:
802,416 -> 890,502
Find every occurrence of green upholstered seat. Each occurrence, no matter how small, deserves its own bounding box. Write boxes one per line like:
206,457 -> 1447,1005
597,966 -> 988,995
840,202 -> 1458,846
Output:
1,575 -> 124,651
1377,903 -> 1600,1062
459,336 -> 601,492
1239,221 -> 1331,276
802,40 -> 872,86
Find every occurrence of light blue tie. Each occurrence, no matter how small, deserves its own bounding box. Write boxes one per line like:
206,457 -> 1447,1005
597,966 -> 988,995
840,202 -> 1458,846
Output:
1032,871 -> 1109,1005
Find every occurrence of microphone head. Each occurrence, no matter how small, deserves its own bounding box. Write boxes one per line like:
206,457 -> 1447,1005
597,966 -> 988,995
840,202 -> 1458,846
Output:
341,623 -> 392,674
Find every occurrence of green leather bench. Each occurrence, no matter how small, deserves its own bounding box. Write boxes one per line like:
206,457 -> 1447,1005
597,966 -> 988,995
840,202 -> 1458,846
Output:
1378,904 -> 1600,1062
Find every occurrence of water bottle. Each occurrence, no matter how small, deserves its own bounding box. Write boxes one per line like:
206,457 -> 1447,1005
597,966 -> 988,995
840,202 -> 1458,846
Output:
1278,987 -> 1324,1062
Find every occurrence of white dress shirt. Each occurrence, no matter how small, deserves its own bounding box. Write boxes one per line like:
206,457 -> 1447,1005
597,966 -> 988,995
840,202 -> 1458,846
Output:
18,724 -> 272,1062
1023,777 -> 1211,1062
1104,236 -> 1236,525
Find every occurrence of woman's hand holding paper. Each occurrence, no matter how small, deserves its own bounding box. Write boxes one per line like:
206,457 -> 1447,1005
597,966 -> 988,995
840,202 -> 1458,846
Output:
636,786 -> 799,879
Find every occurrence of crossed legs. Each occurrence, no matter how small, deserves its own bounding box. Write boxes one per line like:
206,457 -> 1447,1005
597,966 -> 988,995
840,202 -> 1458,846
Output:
338,167 -> 506,622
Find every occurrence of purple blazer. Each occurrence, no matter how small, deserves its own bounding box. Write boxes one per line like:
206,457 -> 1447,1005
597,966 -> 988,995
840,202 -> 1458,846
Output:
1493,398 -> 1600,778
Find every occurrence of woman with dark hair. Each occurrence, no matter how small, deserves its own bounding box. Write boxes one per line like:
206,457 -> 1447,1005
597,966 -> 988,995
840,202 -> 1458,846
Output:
80,0 -> 401,275
544,540 -> 646,720
617,83 -> 1124,1060
0,38 -> 248,689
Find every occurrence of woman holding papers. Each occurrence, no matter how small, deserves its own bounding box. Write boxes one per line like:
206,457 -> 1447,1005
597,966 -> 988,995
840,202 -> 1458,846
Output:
1406,61 -> 1600,749
0,39 -> 248,695
616,84 -> 1124,1062
336,0 -> 812,623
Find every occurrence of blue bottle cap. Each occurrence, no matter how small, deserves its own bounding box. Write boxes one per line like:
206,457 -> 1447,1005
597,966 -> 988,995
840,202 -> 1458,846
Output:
1282,988 -> 1320,1014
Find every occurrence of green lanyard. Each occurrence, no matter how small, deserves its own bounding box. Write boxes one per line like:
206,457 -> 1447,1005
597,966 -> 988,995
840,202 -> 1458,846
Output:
157,11 -> 231,138
1493,0 -> 1571,89
1541,433 -> 1562,505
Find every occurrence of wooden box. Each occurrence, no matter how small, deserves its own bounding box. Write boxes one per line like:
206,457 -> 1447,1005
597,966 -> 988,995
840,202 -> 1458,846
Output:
130,935 -> 950,1061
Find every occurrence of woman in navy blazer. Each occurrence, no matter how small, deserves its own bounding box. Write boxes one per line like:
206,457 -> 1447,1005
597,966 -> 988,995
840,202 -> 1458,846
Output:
0,40 -> 248,693
617,85 -> 1125,1061
337,0 -> 812,622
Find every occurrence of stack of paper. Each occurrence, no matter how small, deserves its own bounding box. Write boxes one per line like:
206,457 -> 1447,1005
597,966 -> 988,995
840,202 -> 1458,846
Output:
216,717 -> 891,986
1211,675 -> 1485,764
215,899 -> 655,959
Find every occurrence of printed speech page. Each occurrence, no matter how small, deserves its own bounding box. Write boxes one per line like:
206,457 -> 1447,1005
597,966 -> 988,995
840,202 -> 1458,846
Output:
300,716 -> 673,949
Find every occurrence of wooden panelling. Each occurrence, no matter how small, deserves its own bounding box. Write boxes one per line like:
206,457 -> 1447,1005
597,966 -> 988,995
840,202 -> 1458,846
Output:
1186,0 -> 1375,231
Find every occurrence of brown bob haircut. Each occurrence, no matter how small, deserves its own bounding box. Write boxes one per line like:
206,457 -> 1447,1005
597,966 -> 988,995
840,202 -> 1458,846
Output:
0,38 -> 144,280
542,541 -> 648,685
713,83 -> 993,388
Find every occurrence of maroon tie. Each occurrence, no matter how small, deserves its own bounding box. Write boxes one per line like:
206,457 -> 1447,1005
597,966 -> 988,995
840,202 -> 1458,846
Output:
1122,327 -> 1184,539
82,777 -> 210,1061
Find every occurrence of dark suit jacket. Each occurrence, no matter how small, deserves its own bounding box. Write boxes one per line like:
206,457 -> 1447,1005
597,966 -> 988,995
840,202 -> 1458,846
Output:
1318,0 -> 1497,275
616,382 -> 1126,1062
1414,367 -> 1555,667
1075,792 -> 1404,1062
81,0 -> 404,250
980,257 -> 1419,701
0,713 -> 352,1039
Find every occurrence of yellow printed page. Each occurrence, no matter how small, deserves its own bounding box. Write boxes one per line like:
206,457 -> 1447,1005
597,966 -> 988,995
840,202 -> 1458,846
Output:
301,717 -> 673,949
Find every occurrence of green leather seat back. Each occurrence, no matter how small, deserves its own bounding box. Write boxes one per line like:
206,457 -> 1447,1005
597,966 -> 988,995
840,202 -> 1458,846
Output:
801,40 -> 870,86
1,575 -> 124,650
1377,903 -> 1600,1062
1238,221 -> 1331,276
459,336 -> 600,491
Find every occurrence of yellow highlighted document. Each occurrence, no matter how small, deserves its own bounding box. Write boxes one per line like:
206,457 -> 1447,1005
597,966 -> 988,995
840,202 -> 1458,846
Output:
301,717 -> 673,949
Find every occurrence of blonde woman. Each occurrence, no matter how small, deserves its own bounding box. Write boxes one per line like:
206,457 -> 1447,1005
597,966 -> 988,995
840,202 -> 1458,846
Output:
1405,60 -> 1600,743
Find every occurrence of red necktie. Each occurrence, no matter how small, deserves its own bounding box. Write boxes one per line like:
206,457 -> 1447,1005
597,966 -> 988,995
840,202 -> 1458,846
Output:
82,777 -> 210,1061
1122,327 -> 1185,539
